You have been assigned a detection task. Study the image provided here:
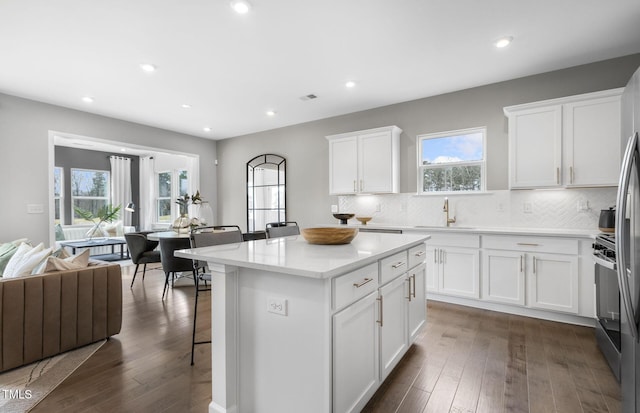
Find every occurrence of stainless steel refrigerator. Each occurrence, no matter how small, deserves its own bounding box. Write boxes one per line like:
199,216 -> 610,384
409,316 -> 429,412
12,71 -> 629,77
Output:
616,64 -> 640,413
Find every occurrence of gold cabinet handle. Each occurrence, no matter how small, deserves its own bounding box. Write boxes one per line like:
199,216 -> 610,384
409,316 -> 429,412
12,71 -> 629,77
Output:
520,255 -> 523,273
414,251 -> 425,257
392,261 -> 406,269
406,277 -> 412,302
409,274 -> 416,301
533,256 -> 537,274
434,249 -> 438,264
570,166 -> 574,184
517,243 -> 539,247
353,277 -> 373,288
377,296 -> 383,326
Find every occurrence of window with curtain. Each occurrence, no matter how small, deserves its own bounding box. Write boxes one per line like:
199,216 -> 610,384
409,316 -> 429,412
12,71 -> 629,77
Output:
71,168 -> 110,224
54,167 -> 64,225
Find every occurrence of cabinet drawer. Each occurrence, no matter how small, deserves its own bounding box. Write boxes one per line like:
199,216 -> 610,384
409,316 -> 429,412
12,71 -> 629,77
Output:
333,263 -> 379,310
380,251 -> 408,285
426,233 -> 480,248
483,235 -> 578,255
408,243 -> 427,269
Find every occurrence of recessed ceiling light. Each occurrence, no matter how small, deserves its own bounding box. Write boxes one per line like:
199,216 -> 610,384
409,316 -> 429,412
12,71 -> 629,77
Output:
230,0 -> 251,14
345,81 -> 356,88
181,104 -> 192,109
82,96 -> 94,103
266,110 -> 276,117
140,63 -> 157,72
120,148 -> 127,152
495,36 -> 513,48
203,127 -> 212,132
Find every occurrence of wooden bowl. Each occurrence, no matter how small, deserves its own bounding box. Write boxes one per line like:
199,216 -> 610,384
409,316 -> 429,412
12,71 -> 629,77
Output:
301,227 -> 359,245
356,216 -> 372,225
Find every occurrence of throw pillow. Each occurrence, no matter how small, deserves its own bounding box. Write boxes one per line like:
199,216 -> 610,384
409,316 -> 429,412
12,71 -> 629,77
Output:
41,249 -> 91,273
54,224 -> 66,241
3,243 -> 52,278
0,238 -> 32,276
104,221 -> 124,237
31,247 -> 71,274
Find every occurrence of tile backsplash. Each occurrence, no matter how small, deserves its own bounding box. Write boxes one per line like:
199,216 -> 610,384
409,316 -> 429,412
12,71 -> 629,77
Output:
337,187 -> 617,230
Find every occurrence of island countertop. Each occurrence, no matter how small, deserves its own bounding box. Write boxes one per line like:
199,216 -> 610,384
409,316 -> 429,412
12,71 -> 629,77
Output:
175,231 -> 430,279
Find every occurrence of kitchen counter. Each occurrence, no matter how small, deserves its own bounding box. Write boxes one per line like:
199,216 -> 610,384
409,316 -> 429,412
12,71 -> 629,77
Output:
175,232 -> 429,413
326,223 -> 600,238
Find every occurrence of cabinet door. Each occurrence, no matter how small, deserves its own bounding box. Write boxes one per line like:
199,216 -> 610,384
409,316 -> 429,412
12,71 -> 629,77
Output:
438,247 -> 480,299
509,105 -> 562,188
333,291 -> 380,413
425,246 -> 439,293
379,276 -> 408,380
359,131 -> 395,193
482,249 -> 525,306
528,253 -> 579,314
329,136 -> 358,194
407,263 -> 426,343
564,95 -> 621,186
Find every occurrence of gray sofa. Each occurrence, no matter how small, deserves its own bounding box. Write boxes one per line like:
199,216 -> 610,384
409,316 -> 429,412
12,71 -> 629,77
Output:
0,262 -> 122,372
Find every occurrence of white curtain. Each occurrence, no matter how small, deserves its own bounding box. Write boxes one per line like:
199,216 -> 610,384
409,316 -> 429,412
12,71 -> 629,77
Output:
110,156 -> 132,227
139,156 -> 155,231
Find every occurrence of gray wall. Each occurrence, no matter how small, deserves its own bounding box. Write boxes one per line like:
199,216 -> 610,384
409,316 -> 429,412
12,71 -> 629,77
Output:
0,93 -> 217,245
217,54 -> 640,232
54,146 -> 140,227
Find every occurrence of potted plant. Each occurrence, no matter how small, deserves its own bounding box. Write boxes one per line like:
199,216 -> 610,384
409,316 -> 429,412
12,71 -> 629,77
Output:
173,191 -> 203,233
74,204 -> 122,239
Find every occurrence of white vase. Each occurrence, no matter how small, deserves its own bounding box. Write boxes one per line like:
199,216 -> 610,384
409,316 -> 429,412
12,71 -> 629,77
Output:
86,223 -> 108,239
172,215 -> 190,234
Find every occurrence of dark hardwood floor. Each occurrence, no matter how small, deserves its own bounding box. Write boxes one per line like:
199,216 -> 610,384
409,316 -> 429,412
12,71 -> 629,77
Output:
33,264 -> 620,412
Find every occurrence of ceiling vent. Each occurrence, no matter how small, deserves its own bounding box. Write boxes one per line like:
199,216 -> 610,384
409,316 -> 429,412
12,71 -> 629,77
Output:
299,94 -> 318,101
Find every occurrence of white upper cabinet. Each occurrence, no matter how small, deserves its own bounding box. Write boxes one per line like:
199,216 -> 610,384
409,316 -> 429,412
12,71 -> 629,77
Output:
327,126 -> 401,195
504,89 -> 622,189
563,95 -> 621,186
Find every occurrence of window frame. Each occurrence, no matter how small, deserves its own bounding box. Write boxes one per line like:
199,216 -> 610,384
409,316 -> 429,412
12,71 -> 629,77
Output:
416,126 -> 487,195
155,169 -> 189,224
70,168 -> 111,225
53,166 -> 64,225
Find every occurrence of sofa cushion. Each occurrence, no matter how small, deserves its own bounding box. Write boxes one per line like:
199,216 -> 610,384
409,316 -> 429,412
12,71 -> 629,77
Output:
31,247 -> 72,274
3,243 -> 53,278
103,221 -> 124,237
54,223 -> 66,241
41,249 -> 90,273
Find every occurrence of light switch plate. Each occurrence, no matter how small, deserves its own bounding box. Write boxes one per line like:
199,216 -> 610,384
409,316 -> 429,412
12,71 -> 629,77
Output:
27,204 -> 44,214
523,202 -> 533,214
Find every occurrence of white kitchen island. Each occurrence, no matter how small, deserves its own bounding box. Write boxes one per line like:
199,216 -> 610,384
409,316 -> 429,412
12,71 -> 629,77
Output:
175,232 -> 429,413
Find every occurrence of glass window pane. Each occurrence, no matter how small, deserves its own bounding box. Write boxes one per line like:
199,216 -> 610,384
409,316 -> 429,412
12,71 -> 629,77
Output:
54,167 -> 62,197
71,169 -> 109,197
179,170 -> 189,196
450,164 -> 482,191
158,172 -> 171,197
157,199 -> 172,222
73,199 -> 108,224
421,132 -> 483,164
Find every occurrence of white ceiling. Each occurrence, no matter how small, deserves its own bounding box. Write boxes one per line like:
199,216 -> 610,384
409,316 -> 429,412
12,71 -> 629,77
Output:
1,0 -> 639,140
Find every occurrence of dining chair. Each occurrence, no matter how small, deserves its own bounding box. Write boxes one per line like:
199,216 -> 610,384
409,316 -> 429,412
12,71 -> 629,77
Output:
159,237 -> 197,300
242,231 -> 267,241
124,232 -> 161,288
189,225 -> 244,365
265,221 -> 300,238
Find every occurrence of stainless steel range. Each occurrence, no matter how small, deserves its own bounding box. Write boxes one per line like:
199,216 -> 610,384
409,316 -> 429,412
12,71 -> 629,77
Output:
593,233 -> 621,381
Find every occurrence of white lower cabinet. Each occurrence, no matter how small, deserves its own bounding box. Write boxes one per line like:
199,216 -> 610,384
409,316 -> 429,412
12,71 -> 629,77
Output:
425,234 -> 480,299
332,245 -> 427,413
333,291 -> 380,413
481,235 -> 581,315
528,252 -> 579,314
407,263 -> 426,342
482,249 -> 525,306
379,276 -> 408,380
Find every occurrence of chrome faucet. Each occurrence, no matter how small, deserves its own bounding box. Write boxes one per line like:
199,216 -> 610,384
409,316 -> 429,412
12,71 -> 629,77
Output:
443,197 -> 456,227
